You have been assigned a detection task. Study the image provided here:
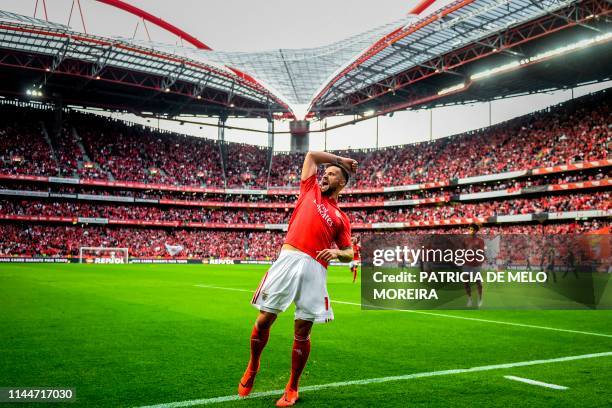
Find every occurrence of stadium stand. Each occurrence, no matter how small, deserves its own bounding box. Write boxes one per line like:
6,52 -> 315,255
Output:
0,224 -> 284,259
224,143 -> 270,188
0,220 -> 608,259
0,91 -> 608,190
72,113 -> 225,186
0,90 -> 609,259
0,192 -> 609,223
0,105 -> 58,176
269,91 -> 610,188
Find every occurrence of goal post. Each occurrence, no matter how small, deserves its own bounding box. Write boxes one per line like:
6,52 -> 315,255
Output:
79,247 -> 129,264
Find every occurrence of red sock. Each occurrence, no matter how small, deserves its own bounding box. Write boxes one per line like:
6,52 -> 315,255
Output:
247,324 -> 270,373
288,335 -> 311,391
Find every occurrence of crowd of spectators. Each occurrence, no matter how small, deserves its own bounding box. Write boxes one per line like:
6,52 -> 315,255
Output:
347,192 -> 610,223
0,91 -> 609,190
0,199 -> 290,224
0,224 -> 283,259
74,114 -> 225,186
49,124 -> 85,178
224,143 -> 270,188
0,218 -> 607,259
1,167 -> 607,205
0,191 -> 608,225
267,91 -> 610,188
268,152 -> 305,187
0,92 -> 609,260
0,105 -> 58,176
454,169 -> 609,195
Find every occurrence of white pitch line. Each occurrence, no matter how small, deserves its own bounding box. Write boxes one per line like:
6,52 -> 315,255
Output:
504,375 -> 568,390
137,351 -> 611,407
194,284 -> 612,338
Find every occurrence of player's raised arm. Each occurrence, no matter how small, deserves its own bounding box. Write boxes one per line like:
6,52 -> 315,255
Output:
301,151 -> 358,180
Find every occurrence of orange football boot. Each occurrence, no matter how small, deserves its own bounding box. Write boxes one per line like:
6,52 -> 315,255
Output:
275,387 -> 299,407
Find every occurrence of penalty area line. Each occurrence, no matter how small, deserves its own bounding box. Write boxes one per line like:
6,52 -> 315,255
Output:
136,351 -> 611,407
193,284 -> 612,339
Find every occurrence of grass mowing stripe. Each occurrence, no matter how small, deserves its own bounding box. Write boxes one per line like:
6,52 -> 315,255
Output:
194,285 -> 612,338
334,300 -> 612,338
136,351 -> 612,408
194,284 -> 251,292
504,375 -> 569,390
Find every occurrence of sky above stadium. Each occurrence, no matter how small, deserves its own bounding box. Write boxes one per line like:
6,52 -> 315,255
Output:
1,0 -> 610,150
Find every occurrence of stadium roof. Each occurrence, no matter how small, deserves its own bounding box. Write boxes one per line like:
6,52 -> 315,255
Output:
0,0 -> 610,120
153,15 -> 417,110
312,0 -> 582,107
0,9 -> 291,117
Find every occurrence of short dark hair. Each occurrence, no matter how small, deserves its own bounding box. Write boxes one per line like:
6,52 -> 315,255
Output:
326,163 -> 350,183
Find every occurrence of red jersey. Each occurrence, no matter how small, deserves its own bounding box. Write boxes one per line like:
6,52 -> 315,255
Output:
284,175 -> 352,268
352,243 -> 361,261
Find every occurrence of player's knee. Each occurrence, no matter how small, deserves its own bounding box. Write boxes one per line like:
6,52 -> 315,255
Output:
256,311 -> 277,330
294,319 -> 313,338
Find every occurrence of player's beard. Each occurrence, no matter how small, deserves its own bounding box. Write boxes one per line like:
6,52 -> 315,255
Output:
321,184 -> 338,196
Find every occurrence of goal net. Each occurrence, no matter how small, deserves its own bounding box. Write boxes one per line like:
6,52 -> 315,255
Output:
79,247 -> 129,264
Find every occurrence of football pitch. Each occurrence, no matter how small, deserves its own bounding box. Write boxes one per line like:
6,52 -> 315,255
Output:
1,264 -> 611,407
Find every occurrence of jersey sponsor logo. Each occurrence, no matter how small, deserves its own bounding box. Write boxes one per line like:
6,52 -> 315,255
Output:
313,199 -> 334,227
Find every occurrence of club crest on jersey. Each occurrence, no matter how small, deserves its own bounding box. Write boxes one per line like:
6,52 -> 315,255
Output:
313,199 -> 334,227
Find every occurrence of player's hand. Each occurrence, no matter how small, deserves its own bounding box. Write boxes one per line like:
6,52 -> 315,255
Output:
316,248 -> 339,263
340,157 -> 358,173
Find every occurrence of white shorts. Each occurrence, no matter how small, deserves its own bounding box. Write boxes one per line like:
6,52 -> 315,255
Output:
251,250 -> 334,323
349,260 -> 360,268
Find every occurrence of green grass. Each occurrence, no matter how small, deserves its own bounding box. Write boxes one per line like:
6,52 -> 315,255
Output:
0,264 -> 611,407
